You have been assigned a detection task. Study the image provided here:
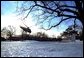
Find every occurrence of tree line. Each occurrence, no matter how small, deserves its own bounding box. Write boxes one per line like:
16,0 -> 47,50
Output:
1,24 -> 82,41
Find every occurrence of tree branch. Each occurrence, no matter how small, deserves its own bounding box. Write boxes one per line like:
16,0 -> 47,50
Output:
23,5 -> 35,20
35,3 -> 78,19
17,1 -> 83,31
59,14 -> 78,18
60,8 -> 78,15
58,5 -> 77,9
41,17 -> 71,30
35,4 -> 58,13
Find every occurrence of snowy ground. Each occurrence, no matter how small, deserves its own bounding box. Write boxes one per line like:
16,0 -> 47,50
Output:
1,40 -> 83,57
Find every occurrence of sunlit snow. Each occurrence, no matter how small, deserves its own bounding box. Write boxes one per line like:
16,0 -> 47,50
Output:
1,40 -> 83,57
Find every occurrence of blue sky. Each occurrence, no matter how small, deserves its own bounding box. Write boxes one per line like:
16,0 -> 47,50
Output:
1,1 -> 17,15
1,1 -> 83,37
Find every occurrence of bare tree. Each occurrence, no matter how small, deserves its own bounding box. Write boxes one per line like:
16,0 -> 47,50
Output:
1,27 -> 7,38
1,25 -> 16,39
37,32 -> 48,38
61,24 -> 83,40
16,1 -> 83,36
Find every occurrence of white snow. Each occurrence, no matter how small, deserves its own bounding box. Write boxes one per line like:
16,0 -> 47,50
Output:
1,40 -> 83,57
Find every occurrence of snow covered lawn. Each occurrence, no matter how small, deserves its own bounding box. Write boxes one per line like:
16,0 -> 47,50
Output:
1,40 -> 83,57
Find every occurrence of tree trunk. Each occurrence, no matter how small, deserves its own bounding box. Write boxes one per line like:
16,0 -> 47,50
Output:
79,19 -> 83,40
